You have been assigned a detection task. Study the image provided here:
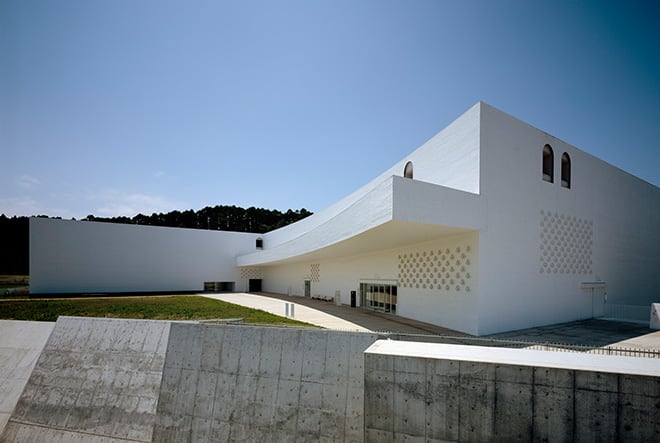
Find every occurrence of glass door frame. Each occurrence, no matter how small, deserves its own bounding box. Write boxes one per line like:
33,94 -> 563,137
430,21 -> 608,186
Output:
359,281 -> 397,314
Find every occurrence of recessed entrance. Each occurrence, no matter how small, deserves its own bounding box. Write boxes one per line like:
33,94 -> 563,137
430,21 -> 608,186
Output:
581,281 -> 606,318
304,280 -> 311,297
248,279 -> 262,292
360,283 -> 397,313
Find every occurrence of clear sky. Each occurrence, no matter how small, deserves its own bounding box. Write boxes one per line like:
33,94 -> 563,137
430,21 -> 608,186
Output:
1,1 -> 658,219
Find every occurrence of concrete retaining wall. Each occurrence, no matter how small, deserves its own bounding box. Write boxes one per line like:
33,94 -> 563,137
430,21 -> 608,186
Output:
1,318 -> 381,442
1,317 -> 170,442
0,320 -> 54,435
364,340 -> 660,442
4,317 -> 659,442
153,322 -> 380,442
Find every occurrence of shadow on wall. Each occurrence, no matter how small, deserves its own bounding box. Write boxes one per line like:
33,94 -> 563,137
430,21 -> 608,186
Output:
3,316 -> 659,442
0,317 -> 381,442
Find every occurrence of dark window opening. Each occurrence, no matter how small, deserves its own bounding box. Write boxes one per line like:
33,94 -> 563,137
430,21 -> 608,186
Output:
248,279 -> 262,292
542,145 -> 554,183
561,153 -> 571,188
256,238 -> 263,249
204,281 -> 235,292
403,161 -> 413,179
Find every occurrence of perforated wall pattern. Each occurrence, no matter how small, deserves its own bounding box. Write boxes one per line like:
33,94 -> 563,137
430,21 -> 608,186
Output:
240,267 -> 263,279
398,245 -> 473,293
539,210 -> 592,274
310,263 -> 320,282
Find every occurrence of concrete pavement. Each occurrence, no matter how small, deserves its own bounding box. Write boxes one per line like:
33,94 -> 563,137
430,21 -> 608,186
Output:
200,292 -> 467,335
202,292 -> 371,331
489,318 -> 660,350
200,292 -> 660,351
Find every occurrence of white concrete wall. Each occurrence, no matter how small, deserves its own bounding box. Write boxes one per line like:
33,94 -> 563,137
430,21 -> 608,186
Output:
27,102 -> 659,336
30,218 -> 259,294
395,232 -> 480,335
477,102 -> 660,334
364,340 -> 660,442
238,176 -> 395,266
261,247 -> 398,301
391,175 -> 485,230
259,102 -> 481,251
257,102 -> 658,335
262,231 -> 480,335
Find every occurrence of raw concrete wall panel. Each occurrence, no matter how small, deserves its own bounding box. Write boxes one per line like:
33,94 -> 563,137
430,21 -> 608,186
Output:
426,358 -> 459,441
3,316 -> 660,442
532,367 -> 575,441
1,317 -> 170,443
364,340 -> 660,442
153,323 -> 381,443
0,321 -> 54,435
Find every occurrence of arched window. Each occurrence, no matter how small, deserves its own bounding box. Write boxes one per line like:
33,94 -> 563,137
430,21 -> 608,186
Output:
256,238 -> 263,249
403,161 -> 413,179
542,145 -> 554,183
561,153 -> 571,188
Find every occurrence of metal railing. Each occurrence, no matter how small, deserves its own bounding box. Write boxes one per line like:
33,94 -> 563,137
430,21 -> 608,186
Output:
190,321 -> 660,359
381,332 -> 660,359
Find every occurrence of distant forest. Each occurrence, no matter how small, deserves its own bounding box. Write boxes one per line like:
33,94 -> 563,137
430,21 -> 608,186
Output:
0,205 -> 313,275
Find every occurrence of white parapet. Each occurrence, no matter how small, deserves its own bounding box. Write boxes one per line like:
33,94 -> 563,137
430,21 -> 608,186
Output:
650,303 -> 660,330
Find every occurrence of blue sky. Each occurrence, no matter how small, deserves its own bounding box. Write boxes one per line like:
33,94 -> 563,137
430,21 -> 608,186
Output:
1,1 -> 658,219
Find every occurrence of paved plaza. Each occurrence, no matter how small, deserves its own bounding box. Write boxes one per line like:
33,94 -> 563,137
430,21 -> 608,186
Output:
201,292 -> 660,351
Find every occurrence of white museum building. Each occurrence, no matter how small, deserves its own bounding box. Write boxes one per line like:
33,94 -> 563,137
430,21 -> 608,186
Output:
30,102 -> 660,335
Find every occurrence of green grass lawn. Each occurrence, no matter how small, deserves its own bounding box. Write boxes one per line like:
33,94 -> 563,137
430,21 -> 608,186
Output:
0,295 -> 316,326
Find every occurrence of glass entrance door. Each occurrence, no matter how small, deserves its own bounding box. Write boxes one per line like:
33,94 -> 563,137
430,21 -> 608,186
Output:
359,283 -> 397,313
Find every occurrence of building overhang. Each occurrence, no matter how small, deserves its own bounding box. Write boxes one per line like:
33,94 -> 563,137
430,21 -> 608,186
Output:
237,175 -> 485,267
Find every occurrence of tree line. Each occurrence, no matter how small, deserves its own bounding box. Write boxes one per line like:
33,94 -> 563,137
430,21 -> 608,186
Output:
0,205 -> 312,275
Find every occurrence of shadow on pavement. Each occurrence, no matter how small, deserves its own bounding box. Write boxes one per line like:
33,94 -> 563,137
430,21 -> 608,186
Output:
253,292 -> 660,350
252,292 -> 470,336
489,318 -> 658,349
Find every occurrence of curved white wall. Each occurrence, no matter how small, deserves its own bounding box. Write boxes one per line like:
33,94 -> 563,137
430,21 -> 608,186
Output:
27,102 -> 659,336
262,102 -> 481,249
238,176 -> 394,266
